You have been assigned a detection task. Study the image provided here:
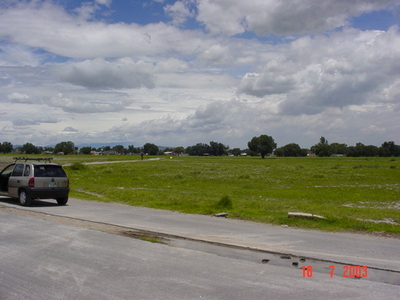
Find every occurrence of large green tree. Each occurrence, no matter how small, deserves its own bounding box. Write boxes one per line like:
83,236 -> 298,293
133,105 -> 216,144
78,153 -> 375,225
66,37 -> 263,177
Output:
112,144 -> 126,154
209,141 -> 228,156
185,143 -> 212,156
127,145 -> 138,154
378,141 -> 400,157
0,141 -> 13,153
20,142 -> 40,154
229,148 -> 242,156
330,143 -> 348,155
79,146 -> 93,155
311,136 -> 332,157
275,143 -> 307,157
54,141 -> 75,155
173,147 -> 185,154
248,135 -> 277,158
143,143 -> 159,155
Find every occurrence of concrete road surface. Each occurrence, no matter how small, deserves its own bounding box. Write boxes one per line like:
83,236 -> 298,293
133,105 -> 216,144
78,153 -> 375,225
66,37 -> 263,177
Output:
1,197 -> 399,299
1,197 -> 398,270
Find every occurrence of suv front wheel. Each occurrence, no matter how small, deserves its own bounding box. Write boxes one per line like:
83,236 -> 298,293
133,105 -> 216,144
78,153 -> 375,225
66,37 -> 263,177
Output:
19,189 -> 32,206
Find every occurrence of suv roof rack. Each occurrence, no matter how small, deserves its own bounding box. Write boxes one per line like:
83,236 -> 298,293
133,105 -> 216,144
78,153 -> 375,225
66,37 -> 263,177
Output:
13,157 -> 53,163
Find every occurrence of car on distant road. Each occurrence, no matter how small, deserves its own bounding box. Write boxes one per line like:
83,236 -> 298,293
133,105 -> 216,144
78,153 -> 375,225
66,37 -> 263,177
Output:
0,157 -> 69,206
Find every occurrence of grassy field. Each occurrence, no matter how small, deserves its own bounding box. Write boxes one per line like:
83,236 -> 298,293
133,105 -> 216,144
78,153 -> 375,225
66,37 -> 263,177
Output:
1,154 -> 399,234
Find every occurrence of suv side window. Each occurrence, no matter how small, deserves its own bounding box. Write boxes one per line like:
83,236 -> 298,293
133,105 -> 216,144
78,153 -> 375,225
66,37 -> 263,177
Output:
11,164 -> 24,177
24,165 -> 31,176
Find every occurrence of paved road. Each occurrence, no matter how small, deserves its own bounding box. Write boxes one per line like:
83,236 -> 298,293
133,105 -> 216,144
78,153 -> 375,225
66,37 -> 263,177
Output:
1,197 -> 399,271
1,197 -> 400,299
1,210 -> 399,300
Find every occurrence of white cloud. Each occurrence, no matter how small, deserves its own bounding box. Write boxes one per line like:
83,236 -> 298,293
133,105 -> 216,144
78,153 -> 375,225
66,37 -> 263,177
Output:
95,0 -> 112,7
155,58 -> 189,73
164,0 -> 195,26
89,97 -> 398,148
196,0 -> 396,36
0,1 -> 213,59
361,125 -> 386,135
54,58 -> 155,89
198,44 -> 232,65
44,93 -> 134,113
155,72 -> 238,89
0,44 -> 42,67
238,27 -> 400,115
0,0 -> 399,149
7,92 -> 30,103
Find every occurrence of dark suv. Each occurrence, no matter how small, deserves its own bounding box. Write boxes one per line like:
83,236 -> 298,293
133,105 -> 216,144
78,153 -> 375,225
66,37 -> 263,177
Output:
0,157 -> 69,206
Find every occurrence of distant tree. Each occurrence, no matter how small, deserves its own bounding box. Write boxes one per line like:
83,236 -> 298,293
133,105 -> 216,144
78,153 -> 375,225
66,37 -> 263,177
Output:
274,148 -> 284,157
43,146 -> 54,153
346,146 -> 356,157
80,146 -> 93,155
54,141 -> 75,155
20,142 -> 40,154
347,143 -> 365,157
112,145 -> 126,154
330,143 -> 348,155
185,142 -> 229,156
127,145 -> 137,154
311,136 -> 332,157
209,141 -> 228,156
365,145 -> 379,157
248,134 -> 277,158
378,141 -> 400,157
143,143 -> 159,155
275,143 -> 307,157
0,141 -> 13,153
173,147 -> 185,154
378,146 -> 390,157
229,148 -> 242,156
186,143 -> 212,156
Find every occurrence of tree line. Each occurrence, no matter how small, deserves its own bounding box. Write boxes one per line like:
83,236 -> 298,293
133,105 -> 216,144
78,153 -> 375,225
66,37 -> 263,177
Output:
0,141 -> 161,156
308,137 -> 400,157
1,136 -> 399,157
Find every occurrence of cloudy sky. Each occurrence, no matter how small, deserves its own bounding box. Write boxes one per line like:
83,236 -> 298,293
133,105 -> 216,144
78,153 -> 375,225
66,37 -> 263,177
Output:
1,0 -> 399,149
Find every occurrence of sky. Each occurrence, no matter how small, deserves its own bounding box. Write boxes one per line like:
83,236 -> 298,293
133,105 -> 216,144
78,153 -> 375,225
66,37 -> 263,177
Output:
0,0 -> 399,149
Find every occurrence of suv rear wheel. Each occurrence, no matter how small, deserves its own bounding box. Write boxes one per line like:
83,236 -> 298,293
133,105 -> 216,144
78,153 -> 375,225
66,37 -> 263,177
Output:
56,197 -> 68,205
19,189 -> 32,206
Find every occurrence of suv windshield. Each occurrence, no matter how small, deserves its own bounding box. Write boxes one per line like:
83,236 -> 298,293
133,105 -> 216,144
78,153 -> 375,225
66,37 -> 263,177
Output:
34,165 -> 67,177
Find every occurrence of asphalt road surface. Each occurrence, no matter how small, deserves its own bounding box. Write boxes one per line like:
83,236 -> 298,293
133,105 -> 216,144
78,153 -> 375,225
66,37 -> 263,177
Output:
1,197 -> 399,299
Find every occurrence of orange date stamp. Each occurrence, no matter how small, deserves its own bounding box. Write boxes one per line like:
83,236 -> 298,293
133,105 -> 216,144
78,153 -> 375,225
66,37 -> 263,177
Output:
301,266 -> 369,278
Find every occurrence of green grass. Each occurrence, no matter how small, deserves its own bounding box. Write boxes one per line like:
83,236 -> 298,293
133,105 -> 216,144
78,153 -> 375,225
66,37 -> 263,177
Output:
1,154 -> 399,234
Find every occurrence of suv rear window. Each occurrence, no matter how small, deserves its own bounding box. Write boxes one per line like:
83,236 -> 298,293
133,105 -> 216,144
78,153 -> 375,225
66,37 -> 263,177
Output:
34,165 -> 67,177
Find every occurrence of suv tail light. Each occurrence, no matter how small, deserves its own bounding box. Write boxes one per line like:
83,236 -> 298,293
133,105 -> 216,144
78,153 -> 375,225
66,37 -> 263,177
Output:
28,177 -> 35,188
